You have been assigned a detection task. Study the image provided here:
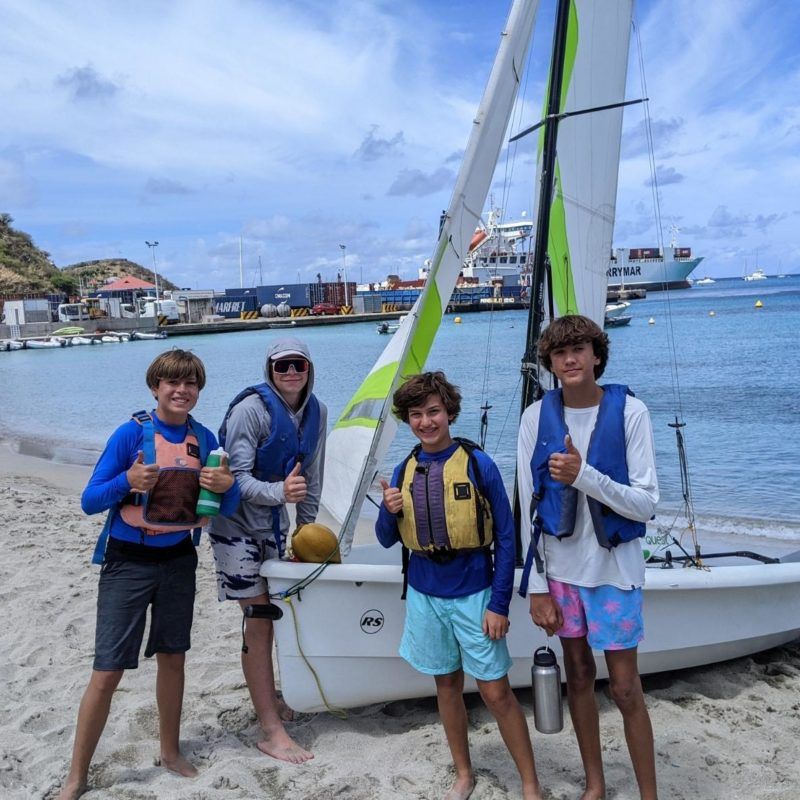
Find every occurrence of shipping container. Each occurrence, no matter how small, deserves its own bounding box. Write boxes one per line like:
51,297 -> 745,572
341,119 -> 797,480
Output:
213,295 -> 257,317
628,247 -> 660,259
255,284 -> 311,308
353,294 -> 383,314
309,282 -> 356,306
674,247 -> 692,258
2,298 -> 50,324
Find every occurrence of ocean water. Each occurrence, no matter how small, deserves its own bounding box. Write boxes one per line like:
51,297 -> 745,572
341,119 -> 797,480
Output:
1,276 -> 798,540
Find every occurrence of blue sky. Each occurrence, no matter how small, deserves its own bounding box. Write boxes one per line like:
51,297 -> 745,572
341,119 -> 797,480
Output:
1,0 -> 799,289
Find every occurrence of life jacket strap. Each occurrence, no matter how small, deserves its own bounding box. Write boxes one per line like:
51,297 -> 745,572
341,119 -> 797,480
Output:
518,519 -> 543,597
400,545 -> 410,600
91,507 -> 118,565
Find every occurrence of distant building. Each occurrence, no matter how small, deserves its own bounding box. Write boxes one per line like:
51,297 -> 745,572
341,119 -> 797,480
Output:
90,275 -> 156,305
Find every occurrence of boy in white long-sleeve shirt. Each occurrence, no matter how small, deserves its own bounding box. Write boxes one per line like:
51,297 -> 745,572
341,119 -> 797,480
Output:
517,315 -> 660,800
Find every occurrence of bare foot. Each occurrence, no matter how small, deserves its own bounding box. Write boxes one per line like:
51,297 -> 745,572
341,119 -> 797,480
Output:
56,779 -> 88,800
257,725 -> 314,764
444,773 -> 475,800
578,789 -> 605,800
155,753 -> 199,778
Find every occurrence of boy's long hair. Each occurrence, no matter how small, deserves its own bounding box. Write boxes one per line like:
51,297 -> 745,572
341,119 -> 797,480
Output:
538,315 -> 609,379
146,349 -> 207,390
392,371 -> 462,423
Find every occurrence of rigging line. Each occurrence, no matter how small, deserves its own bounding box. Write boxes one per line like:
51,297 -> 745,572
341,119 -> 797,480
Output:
478,41 -> 534,449
486,372 -> 524,464
635,20 -> 683,416
634,17 -> 698,552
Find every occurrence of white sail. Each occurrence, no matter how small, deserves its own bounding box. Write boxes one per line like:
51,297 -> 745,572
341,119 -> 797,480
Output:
540,0 -> 633,328
322,0 -> 541,554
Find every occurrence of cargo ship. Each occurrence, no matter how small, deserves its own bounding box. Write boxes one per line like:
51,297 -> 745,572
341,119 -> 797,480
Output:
607,245 -> 703,291
456,210 -> 702,292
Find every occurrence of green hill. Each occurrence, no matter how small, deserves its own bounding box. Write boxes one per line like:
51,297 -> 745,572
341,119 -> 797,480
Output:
0,213 -> 62,293
0,214 -> 177,296
63,259 -> 178,294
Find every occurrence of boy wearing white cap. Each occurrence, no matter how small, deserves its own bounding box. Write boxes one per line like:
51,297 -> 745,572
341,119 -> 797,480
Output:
210,337 -> 327,763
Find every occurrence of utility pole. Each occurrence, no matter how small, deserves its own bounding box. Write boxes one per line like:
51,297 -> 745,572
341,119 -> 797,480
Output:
339,244 -> 349,306
145,241 -> 160,314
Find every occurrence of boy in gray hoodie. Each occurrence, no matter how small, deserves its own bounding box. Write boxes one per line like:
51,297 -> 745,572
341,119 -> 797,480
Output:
210,337 -> 327,763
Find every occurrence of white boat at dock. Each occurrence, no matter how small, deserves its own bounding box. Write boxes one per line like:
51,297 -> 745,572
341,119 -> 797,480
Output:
24,338 -> 65,349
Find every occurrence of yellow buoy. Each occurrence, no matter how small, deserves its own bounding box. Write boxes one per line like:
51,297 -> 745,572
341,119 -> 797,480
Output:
755,299 -> 763,308
291,523 -> 341,563
709,310 -> 716,317
454,316 -> 462,324
648,317 -> 655,325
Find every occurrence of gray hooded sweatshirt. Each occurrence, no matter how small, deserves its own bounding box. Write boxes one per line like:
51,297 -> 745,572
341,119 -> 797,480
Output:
209,337 -> 327,551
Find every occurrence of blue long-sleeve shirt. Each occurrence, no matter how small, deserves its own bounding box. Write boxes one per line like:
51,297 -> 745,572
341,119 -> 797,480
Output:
82,411 -> 241,547
375,441 -> 516,617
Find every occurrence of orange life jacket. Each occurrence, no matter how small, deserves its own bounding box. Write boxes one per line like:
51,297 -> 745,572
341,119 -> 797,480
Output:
119,412 -> 209,535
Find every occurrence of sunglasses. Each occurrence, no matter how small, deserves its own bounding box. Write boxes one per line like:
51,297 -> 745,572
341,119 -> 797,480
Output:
272,358 -> 309,374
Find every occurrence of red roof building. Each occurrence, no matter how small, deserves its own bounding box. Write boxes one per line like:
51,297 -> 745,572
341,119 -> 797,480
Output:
101,276 -> 156,291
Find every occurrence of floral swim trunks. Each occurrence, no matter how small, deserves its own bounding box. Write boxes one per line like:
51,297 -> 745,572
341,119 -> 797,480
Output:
547,579 -> 644,651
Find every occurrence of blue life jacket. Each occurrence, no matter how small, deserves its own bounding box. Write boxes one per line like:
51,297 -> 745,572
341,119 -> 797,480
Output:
218,384 -> 320,557
531,384 -> 644,549
518,384 -> 645,596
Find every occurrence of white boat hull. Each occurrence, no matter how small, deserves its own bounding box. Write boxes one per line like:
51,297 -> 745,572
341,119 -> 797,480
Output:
262,544 -> 800,712
607,249 -> 702,291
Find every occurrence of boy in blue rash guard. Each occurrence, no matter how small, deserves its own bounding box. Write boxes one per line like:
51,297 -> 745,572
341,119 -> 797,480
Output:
58,350 -> 240,800
377,372 -> 542,800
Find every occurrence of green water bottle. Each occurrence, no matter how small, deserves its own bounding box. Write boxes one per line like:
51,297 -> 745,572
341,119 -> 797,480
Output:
195,447 -> 226,516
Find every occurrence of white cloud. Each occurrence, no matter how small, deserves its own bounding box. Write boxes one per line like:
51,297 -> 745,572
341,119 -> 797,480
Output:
1,0 -> 799,286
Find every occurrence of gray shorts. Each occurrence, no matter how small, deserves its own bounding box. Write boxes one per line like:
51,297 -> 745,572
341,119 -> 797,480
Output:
209,530 -> 280,601
93,550 -> 197,670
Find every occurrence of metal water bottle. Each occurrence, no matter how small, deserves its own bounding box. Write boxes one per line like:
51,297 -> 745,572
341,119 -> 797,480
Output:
532,645 -> 563,734
195,447 -> 226,516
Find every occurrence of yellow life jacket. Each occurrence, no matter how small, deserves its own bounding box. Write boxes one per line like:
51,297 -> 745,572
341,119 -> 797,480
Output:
396,441 -> 493,557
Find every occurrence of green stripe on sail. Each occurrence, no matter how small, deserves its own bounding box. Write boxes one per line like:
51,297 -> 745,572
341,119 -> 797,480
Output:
548,163 -> 579,315
400,281 -> 442,377
548,0 -> 579,316
333,282 -> 444,431
334,361 -> 396,430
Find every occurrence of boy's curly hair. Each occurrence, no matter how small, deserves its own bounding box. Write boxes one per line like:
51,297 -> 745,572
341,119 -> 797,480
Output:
392,371 -> 462,423
146,348 -> 207,390
538,315 -> 609,379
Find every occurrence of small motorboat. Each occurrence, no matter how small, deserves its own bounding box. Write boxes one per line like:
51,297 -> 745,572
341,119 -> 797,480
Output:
695,277 -> 716,285
130,330 -> 168,340
25,338 -> 65,349
0,340 -> 25,352
604,300 -> 632,328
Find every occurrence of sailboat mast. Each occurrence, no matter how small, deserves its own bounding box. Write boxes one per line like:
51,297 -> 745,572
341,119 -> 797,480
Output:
519,0 -> 572,413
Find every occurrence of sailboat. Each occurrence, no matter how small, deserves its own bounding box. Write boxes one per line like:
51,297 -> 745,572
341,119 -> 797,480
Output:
262,0 -> 800,714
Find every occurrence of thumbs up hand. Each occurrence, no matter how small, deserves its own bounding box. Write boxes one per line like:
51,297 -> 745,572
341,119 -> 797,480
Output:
283,461 -> 308,504
127,450 -> 160,492
547,434 -> 582,485
380,478 -> 403,515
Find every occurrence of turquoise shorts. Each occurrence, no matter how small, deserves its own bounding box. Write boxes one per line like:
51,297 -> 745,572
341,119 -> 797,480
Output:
548,579 -> 644,651
399,586 -> 512,681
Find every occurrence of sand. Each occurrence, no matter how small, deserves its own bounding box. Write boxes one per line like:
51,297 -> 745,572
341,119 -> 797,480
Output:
2,444 -> 800,800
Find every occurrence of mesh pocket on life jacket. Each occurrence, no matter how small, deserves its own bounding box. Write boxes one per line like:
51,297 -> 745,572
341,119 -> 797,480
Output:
144,468 -> 201,526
